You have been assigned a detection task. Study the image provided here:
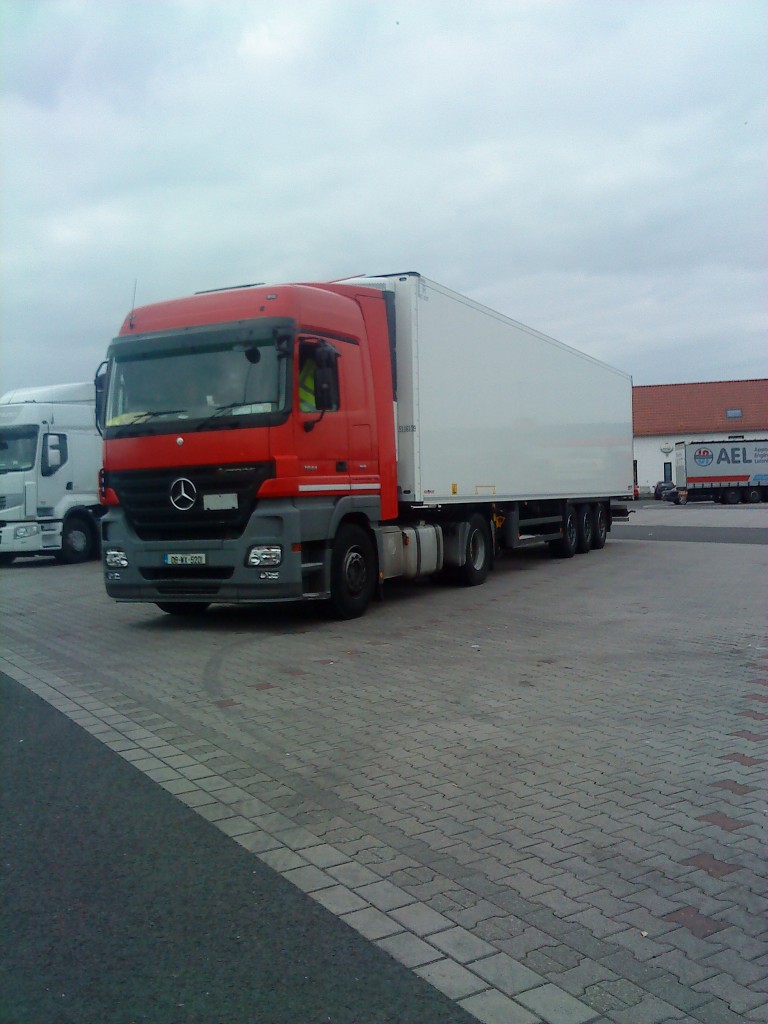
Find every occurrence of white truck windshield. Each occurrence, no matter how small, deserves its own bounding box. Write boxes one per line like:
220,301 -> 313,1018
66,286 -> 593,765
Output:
0,426 -> 39,473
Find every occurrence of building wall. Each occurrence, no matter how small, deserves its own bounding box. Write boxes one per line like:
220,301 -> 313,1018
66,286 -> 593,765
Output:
634,431 -> 766,493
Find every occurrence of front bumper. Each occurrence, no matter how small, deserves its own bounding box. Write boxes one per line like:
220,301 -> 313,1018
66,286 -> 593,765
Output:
101,501 -> 328,605
0,521 -> 62,556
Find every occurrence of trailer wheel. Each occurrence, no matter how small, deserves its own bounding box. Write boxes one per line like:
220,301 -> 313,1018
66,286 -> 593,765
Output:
458,514 -> 491,586
156,603 -> 210,615
329,524 -> 376,619
550,505 -> 578,559
55,515 -> 94,564
746,488 -> 760,504
575,505 -> 593,553
591,503 -> 607,549
723,489 -> 741,505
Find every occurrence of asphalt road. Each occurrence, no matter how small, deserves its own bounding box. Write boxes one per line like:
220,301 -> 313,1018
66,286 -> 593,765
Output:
613,525 -> 767,544
0,672 -> 475,1024
612,501 -> 768,545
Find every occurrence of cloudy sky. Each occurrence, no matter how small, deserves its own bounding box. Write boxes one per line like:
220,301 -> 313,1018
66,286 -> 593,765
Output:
2,0 -> 766,393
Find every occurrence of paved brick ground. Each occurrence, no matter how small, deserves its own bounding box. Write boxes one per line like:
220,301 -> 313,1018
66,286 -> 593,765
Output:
1,513 -> 766,1024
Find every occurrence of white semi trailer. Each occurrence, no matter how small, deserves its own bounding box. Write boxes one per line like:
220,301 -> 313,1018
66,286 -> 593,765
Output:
98,272 -> 635,617
0,382 -> 103,564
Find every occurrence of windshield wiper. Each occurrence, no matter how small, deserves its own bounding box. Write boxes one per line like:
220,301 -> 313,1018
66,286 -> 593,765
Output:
112,409 -> 186,436
194,403 -> 246,431
136,408 -> 186,421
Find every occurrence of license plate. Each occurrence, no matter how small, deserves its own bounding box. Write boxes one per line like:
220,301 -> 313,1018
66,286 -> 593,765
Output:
164,553 -> 206,566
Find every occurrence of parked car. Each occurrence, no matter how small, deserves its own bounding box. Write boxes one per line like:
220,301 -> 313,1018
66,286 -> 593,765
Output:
662,487 -> 711,505
654,481 -> 676,500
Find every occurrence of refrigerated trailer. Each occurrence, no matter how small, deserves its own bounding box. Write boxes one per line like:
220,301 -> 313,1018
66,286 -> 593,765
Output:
674,439 -> 768,504
0,382 -> 103,564
97,272 -> 634,617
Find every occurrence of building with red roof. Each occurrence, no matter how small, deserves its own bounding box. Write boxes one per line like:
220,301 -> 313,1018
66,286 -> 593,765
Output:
633,379 -> 767,493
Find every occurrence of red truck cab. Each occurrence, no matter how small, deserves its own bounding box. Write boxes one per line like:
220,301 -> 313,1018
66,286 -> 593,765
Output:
99,282 -> 397,616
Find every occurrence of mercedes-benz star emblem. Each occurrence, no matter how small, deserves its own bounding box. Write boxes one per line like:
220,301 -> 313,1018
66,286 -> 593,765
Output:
169,478 -> 197,511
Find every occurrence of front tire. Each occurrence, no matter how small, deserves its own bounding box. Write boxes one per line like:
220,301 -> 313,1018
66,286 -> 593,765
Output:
55,515 -> 94,564
329,524 -> 376,619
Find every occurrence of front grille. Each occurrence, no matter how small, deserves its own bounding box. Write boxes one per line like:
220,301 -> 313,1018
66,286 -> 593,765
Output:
140,567 -> 234,581
109,462 -> 274,541
154,581 -> 223,597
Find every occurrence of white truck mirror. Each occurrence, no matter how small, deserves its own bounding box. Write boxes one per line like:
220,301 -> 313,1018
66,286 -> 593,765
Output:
42,433 -> 66,476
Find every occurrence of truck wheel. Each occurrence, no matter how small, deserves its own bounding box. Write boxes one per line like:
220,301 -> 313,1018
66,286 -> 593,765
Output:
551,505 -> 577,558
458,514 -> 491,586
0,554 -> 15,567
55,515 -> 94,564
329,524 -> 376,619
575,505 -> 593,553
156,603 -> 210,615
723,489 -> 741,505
746,488 -> 760,504
591,503 -> 607,549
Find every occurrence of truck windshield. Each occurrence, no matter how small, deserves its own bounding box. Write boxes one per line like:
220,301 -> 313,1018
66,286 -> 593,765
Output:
0,426 -> 39,473
104,319 -> 293,437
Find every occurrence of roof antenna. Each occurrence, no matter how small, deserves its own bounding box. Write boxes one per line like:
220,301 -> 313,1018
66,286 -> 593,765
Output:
129,279 -> 138,330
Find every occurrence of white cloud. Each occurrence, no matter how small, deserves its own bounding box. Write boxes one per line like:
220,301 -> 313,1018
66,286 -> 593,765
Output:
1,0 -> 766,391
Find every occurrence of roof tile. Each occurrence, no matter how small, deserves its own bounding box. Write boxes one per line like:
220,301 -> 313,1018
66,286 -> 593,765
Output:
633,379 -> 768,435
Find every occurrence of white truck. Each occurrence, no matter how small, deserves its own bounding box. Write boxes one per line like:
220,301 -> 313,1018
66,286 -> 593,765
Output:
674,439 -> 768,504
99,272 -> 635,617
0,382 -> 103,565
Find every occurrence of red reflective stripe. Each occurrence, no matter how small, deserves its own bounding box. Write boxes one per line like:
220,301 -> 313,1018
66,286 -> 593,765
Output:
688,475 -> 750,483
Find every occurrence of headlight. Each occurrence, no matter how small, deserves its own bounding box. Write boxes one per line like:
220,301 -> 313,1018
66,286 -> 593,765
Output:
105,548 -> 129,568
14,524 -> 41,539
246,545 -> 282,567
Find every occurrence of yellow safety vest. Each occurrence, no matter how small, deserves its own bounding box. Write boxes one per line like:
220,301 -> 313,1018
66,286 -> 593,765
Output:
299,359 -> 316,411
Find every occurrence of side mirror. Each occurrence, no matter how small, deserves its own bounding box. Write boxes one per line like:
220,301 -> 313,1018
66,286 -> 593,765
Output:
42,433 -> 67,476
314,342 -> 340,411
314,364 -> 337,411
94,361 -> 108,435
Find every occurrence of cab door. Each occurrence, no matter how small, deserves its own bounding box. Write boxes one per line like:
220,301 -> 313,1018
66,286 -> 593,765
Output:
36,428 -> 70,515
293,337 -> 350,498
